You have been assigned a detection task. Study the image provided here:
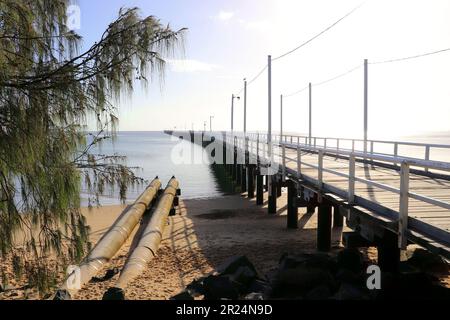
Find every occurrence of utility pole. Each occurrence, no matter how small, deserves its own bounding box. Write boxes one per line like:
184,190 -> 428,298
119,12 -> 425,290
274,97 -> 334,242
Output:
268,55 -> 272,160
209,116 -> 214,132
280,94 -> 283,139
364,59 -> 368,153
309,82 -> 312,145
244,79 -> 247,135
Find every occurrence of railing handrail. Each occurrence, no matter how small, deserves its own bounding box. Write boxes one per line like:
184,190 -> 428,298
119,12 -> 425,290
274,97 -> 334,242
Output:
279,141 -> 450,172
242,131 -> 450,149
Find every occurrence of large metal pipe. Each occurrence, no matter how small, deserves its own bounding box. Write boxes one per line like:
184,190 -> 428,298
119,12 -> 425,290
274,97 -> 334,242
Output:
103,177 -> 179,300
54,178 -> 162,299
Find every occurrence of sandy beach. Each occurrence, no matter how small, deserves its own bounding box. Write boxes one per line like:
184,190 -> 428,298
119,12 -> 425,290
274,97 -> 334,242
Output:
1,189 -> 448,300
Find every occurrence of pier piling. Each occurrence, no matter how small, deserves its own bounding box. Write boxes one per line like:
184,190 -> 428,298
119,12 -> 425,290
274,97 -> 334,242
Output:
317,202 -> 332,251
287,180 -> 298,229
268,176 -> 277,214
256,170 -> 264,205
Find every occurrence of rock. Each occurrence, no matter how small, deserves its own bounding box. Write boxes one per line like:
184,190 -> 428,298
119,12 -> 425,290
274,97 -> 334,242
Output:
170,291 -> 194,300
406,248 -> 449,273
305,285 -> 332,300
203,275 -> 240,300
53,289 -> 72,300
186,278 -> 206,297
271,267 -> 335,298
216,256 -> 258,277
247,279 -> 271,297
229,266 -> 258,290
102,287 -> 126,300
333,283 -> 369,300
335,269 -> 363,286
243,292 -> 264,300
279,253 -> 336,273
336,249 -> 364,274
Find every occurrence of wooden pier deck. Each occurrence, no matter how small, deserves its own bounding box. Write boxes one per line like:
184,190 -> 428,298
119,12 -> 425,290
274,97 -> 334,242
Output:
167,131 -> 450,263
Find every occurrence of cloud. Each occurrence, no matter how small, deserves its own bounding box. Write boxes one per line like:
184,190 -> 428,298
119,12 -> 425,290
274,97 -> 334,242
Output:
167,59 -> 219,73
214,10 -> 235,21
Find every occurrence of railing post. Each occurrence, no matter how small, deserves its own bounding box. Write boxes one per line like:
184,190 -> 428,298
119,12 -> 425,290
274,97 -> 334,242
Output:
282,144 -> 286,182
399,162 -> 410,250
336,139 -> 340,157
318,149 -> 324,188
256,133 -> 260,163
352,140 -> 355,152
297,147 -> 302,178
349,154 -> 356,204
425,146 -> 430,172
324,138 -> 327,149
394,142 -> 398,167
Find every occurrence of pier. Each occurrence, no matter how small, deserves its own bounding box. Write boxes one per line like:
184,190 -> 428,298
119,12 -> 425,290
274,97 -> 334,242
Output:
167,130 -> 450,268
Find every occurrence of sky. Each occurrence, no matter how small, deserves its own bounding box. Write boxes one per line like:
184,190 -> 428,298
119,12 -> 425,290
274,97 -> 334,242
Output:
76,0 -> 450,139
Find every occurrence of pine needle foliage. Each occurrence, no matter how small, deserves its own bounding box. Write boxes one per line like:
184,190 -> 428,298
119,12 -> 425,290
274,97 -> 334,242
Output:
0,0 -> 186,294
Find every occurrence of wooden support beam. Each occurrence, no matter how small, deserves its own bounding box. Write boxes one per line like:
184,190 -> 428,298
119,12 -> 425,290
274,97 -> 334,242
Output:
307,204 -> 316,214
232,149 -> 237,181
277,179 -> 282,198
333,205 -> 344,227
287,180 -> 299,229
268,176 -> 277,214
248,165 -> 255,199
237,164 -> 243,186
376,231 -> 400,272
241,165 -> 247,192
317,203 -> 332,252
256,170 -> 264,205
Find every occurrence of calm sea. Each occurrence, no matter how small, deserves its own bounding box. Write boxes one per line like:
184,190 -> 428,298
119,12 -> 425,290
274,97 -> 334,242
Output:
81,131 -> 223,206
81,131 -> 450,206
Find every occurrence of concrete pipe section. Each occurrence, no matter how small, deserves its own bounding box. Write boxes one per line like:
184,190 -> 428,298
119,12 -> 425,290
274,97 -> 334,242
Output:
54,177 -> 162,300
103,177 -> 180,300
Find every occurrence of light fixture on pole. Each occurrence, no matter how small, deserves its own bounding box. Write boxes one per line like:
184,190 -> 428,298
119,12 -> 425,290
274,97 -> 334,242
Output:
231,94 -> 240,132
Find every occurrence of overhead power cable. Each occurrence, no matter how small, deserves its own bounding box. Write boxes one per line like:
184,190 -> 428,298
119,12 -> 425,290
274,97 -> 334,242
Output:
247,64 -> 268,86
284,85 -> 309,98
370,47 -> 450,65
313,64 -> 362,87
272,2 -> 365,62
284,64 -> 362,97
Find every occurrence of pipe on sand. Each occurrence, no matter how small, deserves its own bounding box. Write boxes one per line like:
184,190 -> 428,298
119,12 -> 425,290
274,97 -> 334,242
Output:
54,177 -> 162,300
103,177 -> 180,300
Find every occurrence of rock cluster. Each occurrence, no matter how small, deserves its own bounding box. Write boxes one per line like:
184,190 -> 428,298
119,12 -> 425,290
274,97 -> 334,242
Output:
172,249 -> 449,300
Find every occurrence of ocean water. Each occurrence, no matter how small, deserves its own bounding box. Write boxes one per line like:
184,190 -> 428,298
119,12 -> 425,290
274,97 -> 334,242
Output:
81,131 -> 450,206
81,131 -> 224,206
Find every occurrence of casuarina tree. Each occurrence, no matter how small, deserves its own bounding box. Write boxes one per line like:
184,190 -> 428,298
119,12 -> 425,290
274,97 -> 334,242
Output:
0,0 -> 185,294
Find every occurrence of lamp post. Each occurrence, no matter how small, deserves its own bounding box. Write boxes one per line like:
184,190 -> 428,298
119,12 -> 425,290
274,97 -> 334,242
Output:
209,115 -> 214,132
231,94 -> 240,132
